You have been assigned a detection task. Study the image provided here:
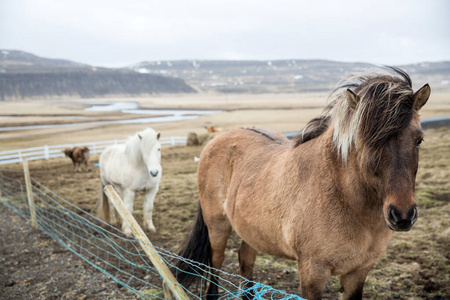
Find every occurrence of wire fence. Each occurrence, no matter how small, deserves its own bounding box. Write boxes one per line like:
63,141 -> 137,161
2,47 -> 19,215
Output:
0,168 -> 303,300
0,136 -> 187,165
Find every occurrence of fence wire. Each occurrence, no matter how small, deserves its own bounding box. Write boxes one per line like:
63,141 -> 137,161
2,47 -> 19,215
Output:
0,168 -> 303,300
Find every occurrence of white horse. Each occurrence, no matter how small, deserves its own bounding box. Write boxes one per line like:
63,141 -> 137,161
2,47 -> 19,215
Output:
97,128 -> 162,235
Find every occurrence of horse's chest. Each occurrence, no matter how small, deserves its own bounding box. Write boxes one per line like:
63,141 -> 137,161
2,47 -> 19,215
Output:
134,174 -> 155,189
328,229 -> 392,275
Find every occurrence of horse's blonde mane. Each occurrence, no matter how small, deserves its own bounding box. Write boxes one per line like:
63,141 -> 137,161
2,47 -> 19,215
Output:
295,67 -> 415,163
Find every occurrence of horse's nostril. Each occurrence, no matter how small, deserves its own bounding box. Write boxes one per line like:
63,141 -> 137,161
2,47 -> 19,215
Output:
387,206 -> 400,224
150,170 -> 159,177
409,205 -> 419,225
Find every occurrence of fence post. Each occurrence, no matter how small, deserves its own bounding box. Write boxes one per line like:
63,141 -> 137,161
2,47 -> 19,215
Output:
22,158 -> 37,229
44,145 -> 50,160
103,185 -> 188,300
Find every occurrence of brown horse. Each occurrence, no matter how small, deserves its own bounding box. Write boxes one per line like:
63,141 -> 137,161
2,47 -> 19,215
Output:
175,68 -> 431,300
63,146 -> 90,172
204,125 -> 223,133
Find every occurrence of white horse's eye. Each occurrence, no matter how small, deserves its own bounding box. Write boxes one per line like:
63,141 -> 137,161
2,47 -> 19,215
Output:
158,148 -> 161,151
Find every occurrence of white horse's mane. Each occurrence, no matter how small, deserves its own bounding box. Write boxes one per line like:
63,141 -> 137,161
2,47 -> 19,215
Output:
124,128 -> 158,165
124,134 -> 143,165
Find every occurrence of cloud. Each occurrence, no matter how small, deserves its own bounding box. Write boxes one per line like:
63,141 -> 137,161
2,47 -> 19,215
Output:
1,0 -> 449,66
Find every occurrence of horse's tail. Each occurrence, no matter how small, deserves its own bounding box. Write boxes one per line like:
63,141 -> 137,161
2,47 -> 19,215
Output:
96,182 -> 110,223
173,203 -> 211,288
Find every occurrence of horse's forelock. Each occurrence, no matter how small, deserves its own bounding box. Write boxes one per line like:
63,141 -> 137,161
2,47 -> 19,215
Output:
330,68 -> 415,162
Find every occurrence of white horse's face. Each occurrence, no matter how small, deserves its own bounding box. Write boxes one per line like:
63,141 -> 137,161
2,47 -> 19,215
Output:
140,130 -> 162,179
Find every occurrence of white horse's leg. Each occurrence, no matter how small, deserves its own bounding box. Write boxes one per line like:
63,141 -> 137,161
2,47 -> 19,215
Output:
143,186 -> 159,233
121,189 -> 135,236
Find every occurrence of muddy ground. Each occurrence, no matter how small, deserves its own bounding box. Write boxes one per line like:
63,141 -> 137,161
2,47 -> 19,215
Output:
1,128 -> 449,299
0,204 -> 136,300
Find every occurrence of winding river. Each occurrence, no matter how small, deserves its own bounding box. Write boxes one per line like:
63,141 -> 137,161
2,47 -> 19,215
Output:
0,102 -> 221,132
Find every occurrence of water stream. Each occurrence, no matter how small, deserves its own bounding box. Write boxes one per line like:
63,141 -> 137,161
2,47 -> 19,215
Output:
0,102 -> 221,132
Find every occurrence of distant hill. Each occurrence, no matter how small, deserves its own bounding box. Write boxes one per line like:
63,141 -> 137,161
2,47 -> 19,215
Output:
0,50 -> 196,100
130,59 -> 450,93
0,50 -> 89,73
1,49 -> 449,99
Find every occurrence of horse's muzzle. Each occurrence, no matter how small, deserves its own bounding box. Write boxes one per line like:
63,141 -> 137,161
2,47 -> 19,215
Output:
150,170 -> 159,177
386,204 -> 418,231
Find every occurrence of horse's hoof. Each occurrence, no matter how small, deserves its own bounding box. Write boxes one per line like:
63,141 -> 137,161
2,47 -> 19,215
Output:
123,228 -> 133,236
147,225 -> 157,233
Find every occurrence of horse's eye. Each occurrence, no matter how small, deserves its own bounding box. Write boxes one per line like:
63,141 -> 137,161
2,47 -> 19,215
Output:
158,148 -> 161,151
416,138 -> 424,147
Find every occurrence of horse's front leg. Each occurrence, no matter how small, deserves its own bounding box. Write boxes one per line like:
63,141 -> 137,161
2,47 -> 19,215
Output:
121,189 -> 136,236
143,186 -> 159,233
298,259 -> 331,300
339,264 -> 373,300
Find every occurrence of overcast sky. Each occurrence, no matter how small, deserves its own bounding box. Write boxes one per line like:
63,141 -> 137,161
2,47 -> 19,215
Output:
1,0 -> 449,67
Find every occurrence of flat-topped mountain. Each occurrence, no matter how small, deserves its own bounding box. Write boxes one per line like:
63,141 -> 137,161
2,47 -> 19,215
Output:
1,49 -> 449,99
0,50 -> 196,100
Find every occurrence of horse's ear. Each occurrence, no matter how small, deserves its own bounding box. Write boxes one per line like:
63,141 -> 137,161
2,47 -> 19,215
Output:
138,134 -> 142,140
346,89 -> 360,110
157,132 -> 161,140
413,84 -> 431,111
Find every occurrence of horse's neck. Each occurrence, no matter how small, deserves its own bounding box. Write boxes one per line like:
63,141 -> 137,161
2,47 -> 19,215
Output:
297,129 -> 381,212
124,142 -> 144,167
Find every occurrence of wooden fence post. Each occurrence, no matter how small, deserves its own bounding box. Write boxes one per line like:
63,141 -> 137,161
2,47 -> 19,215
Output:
23,157 -> 37,229
103,185 -> 189,300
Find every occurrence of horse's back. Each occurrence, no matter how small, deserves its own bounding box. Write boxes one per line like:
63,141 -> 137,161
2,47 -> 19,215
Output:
198,128 -> 291,208
72,146 -> 89,162
203,128 -> 289,150
99,145 -> 125,181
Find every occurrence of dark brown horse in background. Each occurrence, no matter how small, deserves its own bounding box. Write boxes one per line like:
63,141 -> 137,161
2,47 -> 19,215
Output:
175,68 -> 431,300
63,146 -> 90,172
